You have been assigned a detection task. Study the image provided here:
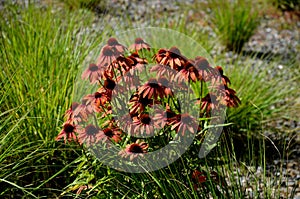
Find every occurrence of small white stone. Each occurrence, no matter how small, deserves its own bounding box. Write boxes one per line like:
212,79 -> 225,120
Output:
246,187 -> 254,198
266,28 -> 272,33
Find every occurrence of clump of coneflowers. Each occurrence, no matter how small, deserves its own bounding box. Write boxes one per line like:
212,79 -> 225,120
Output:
56,37 -> 240,162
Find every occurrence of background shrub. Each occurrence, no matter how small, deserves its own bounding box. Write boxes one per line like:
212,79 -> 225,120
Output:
275,0 -> 300,11
210,0 -> 260,53
217,55 -> 299,160
0,3 -> 108,197
59,0 -> 108,12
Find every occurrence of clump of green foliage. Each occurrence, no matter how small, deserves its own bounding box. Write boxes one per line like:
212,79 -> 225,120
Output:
60,0 -> 108,11
0,2 -> 107,197
275,0 -> 300,11
210,0 -> 260,53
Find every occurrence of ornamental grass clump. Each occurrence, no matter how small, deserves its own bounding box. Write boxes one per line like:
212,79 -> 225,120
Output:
275,0 -> 300,11
61,0 -> 108,11
56,37 -> 241,174
210,0 -> 260,53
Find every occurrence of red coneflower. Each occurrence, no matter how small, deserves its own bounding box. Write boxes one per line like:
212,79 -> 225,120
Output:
115,113 -> 136,135
133,113 -> 159,136
170,113 -> 198,135
103,126 -> 122,143
97,87 -> 112,101
157,76 -> 174,97
106,55 -> 134,78
154,47 -> 187,70
150,64 -> 177,81
78,124 -> 105,146
194,56 -> 215,81
103,77 -> 116,91
75,98 -> 94,113
55,122 -> 77,143
81,63 -> 102,84
175,60 -> 200,83
192,170 -> 222,190
116,71 -> 140,91
217,85 -> 241,108
119,140 -> 148,161
197,93 -> 219,117
83,89 -> 111,113
117,55 -> 135,73
64,102 -> 80,121
107,37 -> 127,55
128,92 -> 154,116
128,52 -> 148,73
129,37 -> 151,52
214,66 -> 231,86
152,104 -> 176,127
66,102 -> 88,124
192,170 -> 207,190
73,98 -> 94,122
138,78 -> 165,99
96,46 -> 119,67
192,170 -> 207,183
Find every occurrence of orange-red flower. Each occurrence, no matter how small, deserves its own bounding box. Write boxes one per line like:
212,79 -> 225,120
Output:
55,122 -> 77,143
133,113 -> 158,136
157,76 -> 174,96
116,71 -> 140,91
103,77 -> 116,91
129,37 -> 151,52
96,46 -> 119,67
150,64 -> 177,81
119,140 -> 148,161
96,38 -> 127,74
81,63 -> 102,84
64,102 -> 80,122
192,170 -> 207,190
192,170 -> 207,183
152,104 -> 176,127
106,55 -> 135,78
170,113 -> 198,135
214,66 -> 231,86
71,106 -> 88,124
192,170 -> 223,190
78,124 -> 105,146
72,99 -> 94,122
106,37 -> 126,55
217,85 -> 241,107
175,60 -> 200,83
83,89 -> 111,113
198,93 -> 219,117
154,47 -> 187,70
128,92 -> 154,116
103,126 -> 122,143
138,78 -> 164,99
128,52 -> 148,73
115,113 -> 136,135
194,56 -> 215,81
